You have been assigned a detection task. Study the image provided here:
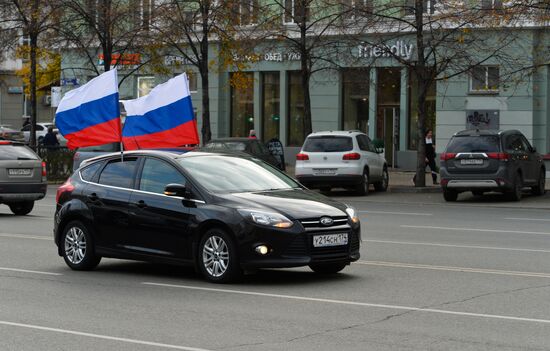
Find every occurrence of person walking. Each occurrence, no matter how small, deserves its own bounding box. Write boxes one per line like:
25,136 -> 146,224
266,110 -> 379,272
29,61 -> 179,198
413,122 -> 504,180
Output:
413,129 -> 438,185
43,126 -> 59,147
248,129 -> 257,139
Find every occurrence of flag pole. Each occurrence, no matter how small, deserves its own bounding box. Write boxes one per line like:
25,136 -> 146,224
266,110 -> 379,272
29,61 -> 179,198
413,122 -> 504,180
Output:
120,116 -> 124,163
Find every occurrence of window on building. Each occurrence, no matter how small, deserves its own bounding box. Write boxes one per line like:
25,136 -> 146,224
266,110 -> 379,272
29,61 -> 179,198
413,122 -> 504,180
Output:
406,0 -> 436,15
481,0 -> 503,10
287,72 -> 306,146
284,0 -> 310,24
342,68 -> 369,133
187,71 -> 198,92
262,72 -> 280,141
470,66 -> 499,92
230,72 -> 254,137
137,76 -> 155,97
130,0 -> 154,29
240,0 -> 259,25
342,0 -> 373,19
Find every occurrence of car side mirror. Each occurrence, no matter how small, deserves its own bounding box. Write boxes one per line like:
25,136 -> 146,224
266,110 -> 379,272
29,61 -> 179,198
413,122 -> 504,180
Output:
164,183 -> 189,198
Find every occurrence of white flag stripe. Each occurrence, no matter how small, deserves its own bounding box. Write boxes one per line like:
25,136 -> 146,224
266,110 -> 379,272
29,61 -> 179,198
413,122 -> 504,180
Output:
121,73 -> 191,116
56,70 -> 119,114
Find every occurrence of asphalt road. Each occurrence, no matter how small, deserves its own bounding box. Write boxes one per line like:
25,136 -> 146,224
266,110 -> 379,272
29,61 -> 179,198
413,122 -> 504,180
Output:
1,186 -> 550,350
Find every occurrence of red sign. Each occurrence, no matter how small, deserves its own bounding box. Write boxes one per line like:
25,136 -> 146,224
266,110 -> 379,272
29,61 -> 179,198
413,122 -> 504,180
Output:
98,53 -> 141,65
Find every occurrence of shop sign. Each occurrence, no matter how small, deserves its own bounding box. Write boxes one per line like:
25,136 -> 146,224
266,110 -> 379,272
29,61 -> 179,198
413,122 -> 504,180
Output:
357,41 -> 414,60
60,78 -> 80,86
466,110 -> 499,130
98,53 -> 141,66
232,51 -> 301,62
165,55 -> 193,66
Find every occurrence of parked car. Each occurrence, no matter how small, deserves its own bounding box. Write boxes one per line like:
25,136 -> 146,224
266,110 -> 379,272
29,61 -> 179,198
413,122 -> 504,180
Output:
0,141 -> 47,215
440,129 -> 546,201
202,138 -> 284,170
72,142 -> 121,170
54,150 -> 361,283
21,122 -> 67,146
295,131 -> 389,195
0,126 -> 25,142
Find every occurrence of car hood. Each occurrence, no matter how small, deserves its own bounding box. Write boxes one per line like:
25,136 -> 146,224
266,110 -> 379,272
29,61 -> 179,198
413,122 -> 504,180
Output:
220,189 -> 348,219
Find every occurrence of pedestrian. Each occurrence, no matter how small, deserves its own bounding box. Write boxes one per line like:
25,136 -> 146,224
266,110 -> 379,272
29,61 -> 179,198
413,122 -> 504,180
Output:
413,129 -> 438,185
43,126 -> 59,147
248,129 -> 257,139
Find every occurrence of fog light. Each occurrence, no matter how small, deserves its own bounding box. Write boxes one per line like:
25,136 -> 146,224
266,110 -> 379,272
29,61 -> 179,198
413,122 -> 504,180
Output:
255,245 -> 269,255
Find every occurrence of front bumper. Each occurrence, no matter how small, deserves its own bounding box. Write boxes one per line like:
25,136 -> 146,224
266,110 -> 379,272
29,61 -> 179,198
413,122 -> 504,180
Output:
0,182 -> 47,203
296,175 -> 363,188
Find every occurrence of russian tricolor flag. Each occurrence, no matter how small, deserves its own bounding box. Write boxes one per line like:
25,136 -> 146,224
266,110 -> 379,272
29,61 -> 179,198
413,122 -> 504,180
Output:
121,73 -> 199,150
55,70 -> 121,149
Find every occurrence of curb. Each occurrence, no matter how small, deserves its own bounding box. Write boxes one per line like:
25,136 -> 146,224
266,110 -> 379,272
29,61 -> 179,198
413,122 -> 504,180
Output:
388,186 -> 442,193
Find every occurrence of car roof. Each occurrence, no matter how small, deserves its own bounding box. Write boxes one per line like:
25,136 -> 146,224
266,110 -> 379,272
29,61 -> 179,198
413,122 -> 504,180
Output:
307,130 -> 364,137
80,148 -> 194,167
208,138 -> 254,143
453,129 -> 520,137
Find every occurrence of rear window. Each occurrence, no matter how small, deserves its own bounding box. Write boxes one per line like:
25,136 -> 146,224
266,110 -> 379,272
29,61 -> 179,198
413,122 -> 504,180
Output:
303,136 -> 353,152
78,143 -> 120,152
0,144 -> 39,160
446,135 -> 501,153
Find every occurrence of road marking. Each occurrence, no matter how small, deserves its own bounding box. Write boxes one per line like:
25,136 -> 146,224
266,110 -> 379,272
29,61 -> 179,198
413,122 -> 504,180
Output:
401,225 -> 550,236
358,261 -> 550,279
142,282 -> 550,325
364,239 -> 550,253
0,233 -> 52,241
0,267 -> 61,276
0,320 -> 211,351
504,217 -> 550,222
359,211 -> 432,216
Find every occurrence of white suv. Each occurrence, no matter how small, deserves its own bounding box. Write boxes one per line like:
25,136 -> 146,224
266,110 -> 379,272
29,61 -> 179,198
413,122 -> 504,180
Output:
295,131 -> 389,195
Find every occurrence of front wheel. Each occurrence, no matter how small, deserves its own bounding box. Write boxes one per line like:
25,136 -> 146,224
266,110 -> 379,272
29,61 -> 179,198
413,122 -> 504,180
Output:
9,201 -> 34,215
373,167 -> 389,192
443,190 -> 458,202
531,169 -> 546,196
309,262 -> 348,274
61,220 -> 101,270
198,229 -> 242,283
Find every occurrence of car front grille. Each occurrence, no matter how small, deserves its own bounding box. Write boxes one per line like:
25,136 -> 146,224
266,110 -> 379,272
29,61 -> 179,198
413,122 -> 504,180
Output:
299,216 -> 350,231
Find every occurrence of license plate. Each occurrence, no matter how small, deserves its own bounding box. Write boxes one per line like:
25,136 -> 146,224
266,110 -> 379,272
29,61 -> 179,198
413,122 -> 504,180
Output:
8,168 -> 32,176
313,233 -> 348,247
313,168 -> 336,175
460,159 -> 483,165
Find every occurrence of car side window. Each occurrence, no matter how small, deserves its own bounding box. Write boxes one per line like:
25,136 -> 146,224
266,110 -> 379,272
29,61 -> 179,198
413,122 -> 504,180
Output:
365,136 -> 376,152
520,136 -> 532,152
505,134 -> 526,152
80,162 -> 103,182
98,158 -> 138,189
139,158 -> 186,194
36,125 -> 44,131
356,135 -> 369,151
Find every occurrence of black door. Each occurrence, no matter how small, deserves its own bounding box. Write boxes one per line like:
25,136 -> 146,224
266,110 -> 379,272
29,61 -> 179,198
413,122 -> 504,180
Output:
519,135 -> 539,184
87,157 -> 138,251
128,157 -> 193,259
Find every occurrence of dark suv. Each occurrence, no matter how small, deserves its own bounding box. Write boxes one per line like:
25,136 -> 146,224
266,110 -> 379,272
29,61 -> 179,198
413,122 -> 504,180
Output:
54,150 -> 360,283
440,130 -> 546,201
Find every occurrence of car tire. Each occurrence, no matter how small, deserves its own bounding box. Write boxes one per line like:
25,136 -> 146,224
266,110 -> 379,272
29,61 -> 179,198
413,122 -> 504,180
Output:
531,169 -> 546,196
198,228 -> 242,283
8,201 -> 34,215
374,167 -> 389,192
61,220 -> 101,271
309,262 -> 348,274
507,173 -> 523,201
443,190 -> 458,202
355,170 -> 369,196
472,190 -> 484,197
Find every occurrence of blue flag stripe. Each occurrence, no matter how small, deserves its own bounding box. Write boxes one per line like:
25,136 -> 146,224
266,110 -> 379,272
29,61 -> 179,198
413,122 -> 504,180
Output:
55,93 -> 120,135
122,95 -> 195,137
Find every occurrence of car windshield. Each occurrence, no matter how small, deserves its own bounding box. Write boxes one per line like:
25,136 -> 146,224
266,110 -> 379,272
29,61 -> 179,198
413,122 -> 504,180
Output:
178,155 -> 299,193
303,136 -> 353,152
0,144 -> 39,160
446,136 -> 501,153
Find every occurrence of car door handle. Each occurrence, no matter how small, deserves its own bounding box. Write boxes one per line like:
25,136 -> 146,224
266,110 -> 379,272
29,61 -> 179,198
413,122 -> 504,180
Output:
87,193 -> 99,201
135,200 -> 147,208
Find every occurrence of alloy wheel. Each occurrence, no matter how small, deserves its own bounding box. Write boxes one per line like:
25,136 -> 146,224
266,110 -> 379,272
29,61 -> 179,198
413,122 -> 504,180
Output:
202,235 -> 230,278
64,226 -> 87,264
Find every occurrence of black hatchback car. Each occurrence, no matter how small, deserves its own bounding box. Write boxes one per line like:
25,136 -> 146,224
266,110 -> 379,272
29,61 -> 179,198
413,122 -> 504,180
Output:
440,130 -> 546,201
54,150 -> 360,283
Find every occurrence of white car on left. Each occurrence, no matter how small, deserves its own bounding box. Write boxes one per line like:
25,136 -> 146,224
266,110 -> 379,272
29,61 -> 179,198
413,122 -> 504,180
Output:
21,123 -> 67,146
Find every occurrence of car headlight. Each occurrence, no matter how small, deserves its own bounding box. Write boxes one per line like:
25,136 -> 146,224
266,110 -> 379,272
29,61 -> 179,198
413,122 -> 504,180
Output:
238,209 -> 294,228
345,206 -> 360,224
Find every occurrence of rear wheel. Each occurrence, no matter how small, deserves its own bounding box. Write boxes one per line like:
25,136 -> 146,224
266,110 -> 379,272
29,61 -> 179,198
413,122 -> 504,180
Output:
443,190 -> 458,202
9,201 -> 34,216
61,220 -> 101,270
531,169 -> 546,196
507,173 -> 523,201
373,167 -> 389,192
309,262 -> 348,274
198,228 -> 242,283
355,170 -> 369,196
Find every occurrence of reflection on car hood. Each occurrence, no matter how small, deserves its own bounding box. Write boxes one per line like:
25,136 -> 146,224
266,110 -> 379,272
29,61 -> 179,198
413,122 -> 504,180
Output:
223,189 -> 348,219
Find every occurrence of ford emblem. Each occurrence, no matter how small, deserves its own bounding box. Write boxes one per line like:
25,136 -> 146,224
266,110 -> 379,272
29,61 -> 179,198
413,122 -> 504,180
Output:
320,217 -> 333,226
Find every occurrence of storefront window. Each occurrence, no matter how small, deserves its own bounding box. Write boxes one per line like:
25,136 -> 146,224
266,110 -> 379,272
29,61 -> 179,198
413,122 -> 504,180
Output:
262,72 -> 280,141
408,74 -> 436,150
137,76 -> 155,97
287,72 -> 305,146
230,72 -> 254,137
342,68 -> 369,133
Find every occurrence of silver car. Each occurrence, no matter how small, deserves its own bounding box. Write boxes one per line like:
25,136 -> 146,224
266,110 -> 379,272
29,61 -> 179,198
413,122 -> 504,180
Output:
0,141 -> 47,215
